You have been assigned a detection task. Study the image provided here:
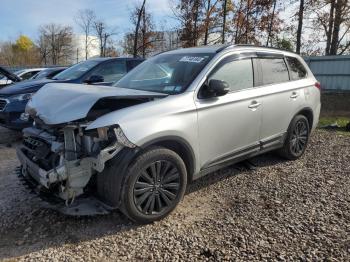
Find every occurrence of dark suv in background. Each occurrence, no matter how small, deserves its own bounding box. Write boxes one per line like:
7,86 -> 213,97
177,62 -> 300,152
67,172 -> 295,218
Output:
0,57 -> 144,130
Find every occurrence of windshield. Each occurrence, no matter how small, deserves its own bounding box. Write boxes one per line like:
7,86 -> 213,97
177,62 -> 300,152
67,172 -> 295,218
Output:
114,53 -> 213,94
52,60 -> 99,80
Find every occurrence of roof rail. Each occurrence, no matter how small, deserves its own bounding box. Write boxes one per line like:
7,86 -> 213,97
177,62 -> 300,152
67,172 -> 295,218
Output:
235,44 -> 297,54
216,43 -> 257,53
215,44 -> 234,53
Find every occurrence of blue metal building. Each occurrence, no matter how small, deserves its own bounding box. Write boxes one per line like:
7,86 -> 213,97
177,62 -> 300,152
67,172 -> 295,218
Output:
304,55 -> 350,91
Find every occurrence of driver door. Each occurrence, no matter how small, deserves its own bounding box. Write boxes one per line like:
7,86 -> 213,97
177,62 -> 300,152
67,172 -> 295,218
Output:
195,56 -> 262,169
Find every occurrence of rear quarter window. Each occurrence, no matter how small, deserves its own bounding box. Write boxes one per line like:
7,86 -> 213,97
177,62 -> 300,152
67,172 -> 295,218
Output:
259,58 -> 289,85
286,56 -> 307,80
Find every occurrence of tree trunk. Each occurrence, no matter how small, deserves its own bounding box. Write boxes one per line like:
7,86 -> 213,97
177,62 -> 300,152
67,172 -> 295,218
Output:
142,6 -> 146,58
266,0 -> 277,47
245,0 -> 250,44
193,0 -> 200,46
222,0 -> 227,44
330,0 -> 345,55
234,0 -> 243,43
296,0 -> 304,54
85,34 -> 88,60
326,0 -> 335,55
204,0 -> 211,45
133,0 -> 146,58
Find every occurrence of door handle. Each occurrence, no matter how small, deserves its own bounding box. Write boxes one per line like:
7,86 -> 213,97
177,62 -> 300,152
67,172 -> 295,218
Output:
290,92 -> 299,99
248,101 -> 261,109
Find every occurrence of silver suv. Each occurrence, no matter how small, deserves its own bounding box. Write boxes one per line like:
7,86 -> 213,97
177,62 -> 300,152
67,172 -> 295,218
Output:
17,45 -> 321,223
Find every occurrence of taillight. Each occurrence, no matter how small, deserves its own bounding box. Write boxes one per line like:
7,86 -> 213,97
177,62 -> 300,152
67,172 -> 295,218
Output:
315,82 -> 321,90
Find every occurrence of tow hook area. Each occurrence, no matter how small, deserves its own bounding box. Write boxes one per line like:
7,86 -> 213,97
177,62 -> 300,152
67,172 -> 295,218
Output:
16,166 -> 116,216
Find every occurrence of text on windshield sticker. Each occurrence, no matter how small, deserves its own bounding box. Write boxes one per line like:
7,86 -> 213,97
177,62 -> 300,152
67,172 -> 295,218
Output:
179,56 -> 205,63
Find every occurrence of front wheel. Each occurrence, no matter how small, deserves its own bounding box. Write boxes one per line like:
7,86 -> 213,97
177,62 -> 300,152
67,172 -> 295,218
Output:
120,147 -> 187,224
278,115 -> 310,160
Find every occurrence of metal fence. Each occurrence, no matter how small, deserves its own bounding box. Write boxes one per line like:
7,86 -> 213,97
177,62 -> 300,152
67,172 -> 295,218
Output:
304,55 -> 350,91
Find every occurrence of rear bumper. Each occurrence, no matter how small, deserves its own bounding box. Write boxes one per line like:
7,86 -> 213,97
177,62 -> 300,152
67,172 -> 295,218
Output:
312,103 -> 321,132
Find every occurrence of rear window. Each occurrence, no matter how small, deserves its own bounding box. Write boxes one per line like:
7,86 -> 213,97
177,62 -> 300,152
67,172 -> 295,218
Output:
260,58 -> 289,85
286,57 -> 307,80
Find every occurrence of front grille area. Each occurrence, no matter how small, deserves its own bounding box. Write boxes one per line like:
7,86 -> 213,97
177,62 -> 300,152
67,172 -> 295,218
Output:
23,136 -> 46,150
22,136 -> 60,171
0,99 -> 7,111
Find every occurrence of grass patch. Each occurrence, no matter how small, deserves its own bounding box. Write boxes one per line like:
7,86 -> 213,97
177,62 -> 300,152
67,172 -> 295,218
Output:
318,117 -> 350,128
318,116 -> 350,136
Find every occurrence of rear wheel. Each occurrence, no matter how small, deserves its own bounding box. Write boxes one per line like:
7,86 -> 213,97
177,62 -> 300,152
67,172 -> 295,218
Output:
278,115 -> 310,160
120,147 -> 187,224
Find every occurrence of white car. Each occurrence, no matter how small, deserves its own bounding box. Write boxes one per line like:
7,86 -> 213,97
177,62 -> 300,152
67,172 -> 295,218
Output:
0,68 -> 46,85
17,45 -> 321,223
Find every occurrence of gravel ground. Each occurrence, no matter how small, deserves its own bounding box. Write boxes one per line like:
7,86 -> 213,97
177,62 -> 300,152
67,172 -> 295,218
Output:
0,128 -> 349,261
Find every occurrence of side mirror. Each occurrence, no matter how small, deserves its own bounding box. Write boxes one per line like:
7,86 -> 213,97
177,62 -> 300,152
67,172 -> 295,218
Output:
85,75 -> 104,84
200,79 -> 230,99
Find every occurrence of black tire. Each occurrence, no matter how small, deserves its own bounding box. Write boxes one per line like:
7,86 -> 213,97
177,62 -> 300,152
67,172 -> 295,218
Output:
278,115 -> 310,160
117,147 -> 187,224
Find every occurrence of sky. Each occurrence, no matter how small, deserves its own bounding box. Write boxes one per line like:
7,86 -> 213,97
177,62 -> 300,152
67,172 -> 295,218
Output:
0,0 -> 176,42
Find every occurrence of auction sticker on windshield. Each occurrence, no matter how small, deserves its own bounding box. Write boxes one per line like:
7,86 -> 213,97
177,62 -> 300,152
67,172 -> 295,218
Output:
179,56 -> 205,63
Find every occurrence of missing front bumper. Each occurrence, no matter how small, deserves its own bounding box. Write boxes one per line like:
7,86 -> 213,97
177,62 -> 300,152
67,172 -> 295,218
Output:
15,166 -> 116,216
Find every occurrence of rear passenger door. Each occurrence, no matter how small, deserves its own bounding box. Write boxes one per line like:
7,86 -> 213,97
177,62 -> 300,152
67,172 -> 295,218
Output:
256,55 -> 306,148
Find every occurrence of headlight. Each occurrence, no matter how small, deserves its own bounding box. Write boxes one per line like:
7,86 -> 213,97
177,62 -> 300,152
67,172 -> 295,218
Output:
114,127 -> 136,148
10,93 -> 34,101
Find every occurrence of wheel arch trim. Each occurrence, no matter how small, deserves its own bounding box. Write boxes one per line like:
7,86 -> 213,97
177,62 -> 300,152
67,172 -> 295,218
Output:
139,136 -> 196,181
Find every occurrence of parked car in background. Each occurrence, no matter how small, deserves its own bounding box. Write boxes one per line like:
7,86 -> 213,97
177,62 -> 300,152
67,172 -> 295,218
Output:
0,57 -> 144,130
16,45 -> 321,223
0,68 -> 46,86
0,66 -> 21,88
30,67 -> 68,80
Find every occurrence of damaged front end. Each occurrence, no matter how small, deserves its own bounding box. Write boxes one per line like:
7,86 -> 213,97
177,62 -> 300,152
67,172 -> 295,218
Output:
16,123 -> 136,215
15,83 -> 167,215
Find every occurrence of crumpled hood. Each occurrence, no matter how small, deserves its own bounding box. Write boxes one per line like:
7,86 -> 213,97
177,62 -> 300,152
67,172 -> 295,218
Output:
26,83 -> 167,125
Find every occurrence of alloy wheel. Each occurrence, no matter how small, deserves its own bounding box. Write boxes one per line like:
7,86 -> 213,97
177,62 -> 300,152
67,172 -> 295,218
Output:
290,119 -> 308,155
133,160 -> 181,215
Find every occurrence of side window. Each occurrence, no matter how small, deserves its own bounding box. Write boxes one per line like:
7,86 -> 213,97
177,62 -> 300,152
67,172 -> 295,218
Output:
21,71 -> 38,80
209,59 -> 254,92
90,61 -> 127,82
259,58 -> 289,85
127,60 -> 143,71
286,56 -> 307,80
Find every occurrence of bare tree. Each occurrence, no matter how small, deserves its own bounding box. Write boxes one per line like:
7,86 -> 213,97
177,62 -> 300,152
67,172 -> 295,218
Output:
296,0 -> 305,54
310,0 -> 350,55
133,0 -> 146,57
203,0 -> 221,45
266,0 -> 277,46
93,20 -> 117,57
172,0 -> 204,47
75,9 -> 96,60
329,0 -> 348,55
325,0 -> 335,55
125,2 -> 157,58
38,24 -> 73,64
222,0 -> 227,44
